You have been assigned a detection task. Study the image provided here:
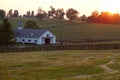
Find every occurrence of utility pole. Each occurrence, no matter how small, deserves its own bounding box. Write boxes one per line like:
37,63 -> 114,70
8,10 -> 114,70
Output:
60,26 -> 63,45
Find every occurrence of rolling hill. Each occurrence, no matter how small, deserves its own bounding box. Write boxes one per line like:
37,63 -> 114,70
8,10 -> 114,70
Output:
8,17 -> 120,40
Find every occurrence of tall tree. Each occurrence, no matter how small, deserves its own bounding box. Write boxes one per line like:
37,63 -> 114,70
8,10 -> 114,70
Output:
50,6 -> 56,17
37,7 -> 46,20
31,11 -> 34,17
98,12 -> 112,23
92,10 -> 99,17
48,6 -> 56,19
12,10 -> 19,17
55,8 -> 65,20
0,9 -> 6,19
27,11 -> 31,17
7,9 -> 12,17
66,8 -> 79,22
87,10 -> 99,23
0,18 -> 14,46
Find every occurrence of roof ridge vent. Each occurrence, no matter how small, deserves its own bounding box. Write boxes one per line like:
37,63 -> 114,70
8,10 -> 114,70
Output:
18,20 -> 23,30
29,33 -> 34,36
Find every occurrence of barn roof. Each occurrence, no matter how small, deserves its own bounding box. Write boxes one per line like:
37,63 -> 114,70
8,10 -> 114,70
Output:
14,29 -> 49,38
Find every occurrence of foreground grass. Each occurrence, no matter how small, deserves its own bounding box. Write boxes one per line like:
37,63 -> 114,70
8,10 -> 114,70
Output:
0,50 -> 120,80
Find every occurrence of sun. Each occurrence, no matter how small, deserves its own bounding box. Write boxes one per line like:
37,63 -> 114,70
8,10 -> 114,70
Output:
101,0 -> 119,13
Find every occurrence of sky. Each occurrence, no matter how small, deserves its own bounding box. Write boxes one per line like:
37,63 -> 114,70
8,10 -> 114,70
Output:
0,0 -> 120,16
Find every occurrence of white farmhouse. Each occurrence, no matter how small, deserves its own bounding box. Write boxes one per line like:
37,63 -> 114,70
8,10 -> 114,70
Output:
14,21 -> 56,45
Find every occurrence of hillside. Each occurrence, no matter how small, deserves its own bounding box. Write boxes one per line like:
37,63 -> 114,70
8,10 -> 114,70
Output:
8,17 -> 120,40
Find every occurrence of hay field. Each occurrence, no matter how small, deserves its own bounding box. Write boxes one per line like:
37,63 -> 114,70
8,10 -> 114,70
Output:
0,50 -> 120,80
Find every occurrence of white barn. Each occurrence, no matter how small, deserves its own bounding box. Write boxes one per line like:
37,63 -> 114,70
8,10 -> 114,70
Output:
14,21 -> 56,45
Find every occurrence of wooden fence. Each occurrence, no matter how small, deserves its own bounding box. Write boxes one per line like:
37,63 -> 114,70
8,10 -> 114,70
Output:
57,39 -> 120,45
0,43 -> 120,53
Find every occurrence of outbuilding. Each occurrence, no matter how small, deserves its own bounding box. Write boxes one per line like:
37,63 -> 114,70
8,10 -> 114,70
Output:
14,21 -> 56,45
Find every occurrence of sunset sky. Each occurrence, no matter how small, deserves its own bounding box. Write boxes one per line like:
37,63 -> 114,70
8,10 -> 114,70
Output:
0,0 -> 120,16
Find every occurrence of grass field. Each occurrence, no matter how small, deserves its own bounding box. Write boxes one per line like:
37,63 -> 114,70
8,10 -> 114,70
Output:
0,50 -> 120,80
7,17 -> 120,40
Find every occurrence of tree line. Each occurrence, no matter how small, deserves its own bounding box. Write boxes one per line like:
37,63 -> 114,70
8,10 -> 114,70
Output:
0,6 -> 120,24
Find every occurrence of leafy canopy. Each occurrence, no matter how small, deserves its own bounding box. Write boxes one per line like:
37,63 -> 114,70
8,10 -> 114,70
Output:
0,18 -> 14,46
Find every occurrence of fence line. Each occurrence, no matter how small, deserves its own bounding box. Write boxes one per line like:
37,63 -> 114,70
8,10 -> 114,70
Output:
0,43 -> 120,53
57,38 -> 120,45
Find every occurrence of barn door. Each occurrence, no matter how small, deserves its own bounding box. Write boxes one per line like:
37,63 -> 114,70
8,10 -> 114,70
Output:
45,38 -> 50,44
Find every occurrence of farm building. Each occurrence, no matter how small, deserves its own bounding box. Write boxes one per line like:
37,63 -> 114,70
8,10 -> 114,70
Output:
14,21 -> 56,45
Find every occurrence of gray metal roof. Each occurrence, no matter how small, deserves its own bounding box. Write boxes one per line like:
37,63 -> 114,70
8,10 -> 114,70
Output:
14,29 -> 48,38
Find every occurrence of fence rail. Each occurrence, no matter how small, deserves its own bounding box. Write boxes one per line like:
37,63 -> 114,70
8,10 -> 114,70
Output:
0,43 -> 120,53
57,38 -> 120,45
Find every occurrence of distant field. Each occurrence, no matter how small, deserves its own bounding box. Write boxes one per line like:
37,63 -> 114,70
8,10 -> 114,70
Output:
0,50 -> 120,80
7,18 -> 120,40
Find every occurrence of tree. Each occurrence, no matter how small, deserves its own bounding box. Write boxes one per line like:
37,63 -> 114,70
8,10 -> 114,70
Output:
55,8 -> 65,21
0,18 -> 14,46
12,10 -> 19,17
24,20 -> 39,29
37,7 -> 46,20
92,10 -> 99,17
87,10 -> 99,23
27,11 -> 31,17
47,6 -> 56,19
112,13 -> 120,24
50,6 -> 56,14
36,13 -> 46,20
98,12 -> 112,23
50,6 -> 56,17
66,8 -> 79,22
31,11 -> 34,17
7,9 -> 12,17
0,9 -> 6,19
80,14 -> 87,22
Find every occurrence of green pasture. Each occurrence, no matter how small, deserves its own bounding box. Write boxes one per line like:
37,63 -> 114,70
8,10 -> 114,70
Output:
0,50 -> 120,80
7,17 -> 120,40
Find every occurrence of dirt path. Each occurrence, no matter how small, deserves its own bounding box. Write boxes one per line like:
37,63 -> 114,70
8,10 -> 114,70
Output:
74,75 -> 92,79
99,60 -> 119,74
73,59 -> 119,79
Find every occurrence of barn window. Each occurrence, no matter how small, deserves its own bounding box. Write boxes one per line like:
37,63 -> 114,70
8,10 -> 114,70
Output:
35,40 -> 37,42
47,34 -> 49,37
22,39 -> 25,42
28,40 -> 31,42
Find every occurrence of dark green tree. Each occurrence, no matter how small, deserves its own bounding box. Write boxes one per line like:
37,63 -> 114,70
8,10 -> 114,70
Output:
24,20 -> 39,29
0,18 -> 14,46
66,8 -> 79,22
0,9 -> 6,19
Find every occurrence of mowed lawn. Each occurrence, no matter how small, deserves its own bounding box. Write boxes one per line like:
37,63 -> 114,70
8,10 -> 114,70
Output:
8,17 -> 120,40
0,50 -> 120,80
